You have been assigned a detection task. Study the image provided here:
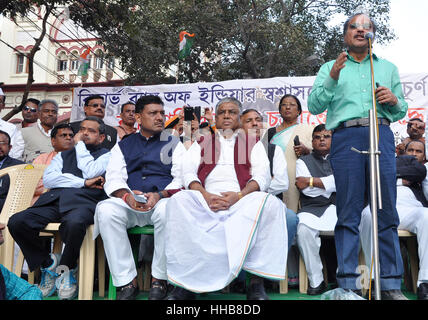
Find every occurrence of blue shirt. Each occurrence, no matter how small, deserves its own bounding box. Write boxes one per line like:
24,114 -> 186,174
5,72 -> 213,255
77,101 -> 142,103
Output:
0,264 -> 43,300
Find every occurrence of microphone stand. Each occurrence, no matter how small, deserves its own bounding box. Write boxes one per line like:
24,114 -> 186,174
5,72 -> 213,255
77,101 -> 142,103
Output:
351,34 -> 382,300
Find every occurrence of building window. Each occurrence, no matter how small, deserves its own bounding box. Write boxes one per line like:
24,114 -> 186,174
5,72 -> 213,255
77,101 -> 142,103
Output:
70,51 -> 79,71
57,52 -> 68,71
16,54 -> 25,73
95,50 -> 104,69
107,56 -> 115,70
58,59 -> 67,71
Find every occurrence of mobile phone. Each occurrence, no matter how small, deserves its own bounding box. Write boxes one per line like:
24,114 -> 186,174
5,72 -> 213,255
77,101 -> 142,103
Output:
183,106 -> 194,121
293,135 -> 300,146
131,191 -> 147,204
194,106 -> 201,122
94,179 -> 102,186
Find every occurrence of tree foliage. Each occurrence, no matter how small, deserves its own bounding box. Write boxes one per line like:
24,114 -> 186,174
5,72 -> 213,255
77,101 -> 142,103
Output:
2,0 -> 395,88
70,0 -> 395,85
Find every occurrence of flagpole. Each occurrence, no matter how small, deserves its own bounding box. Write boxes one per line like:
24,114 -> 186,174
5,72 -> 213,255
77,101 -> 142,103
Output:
176,59 -> 179,84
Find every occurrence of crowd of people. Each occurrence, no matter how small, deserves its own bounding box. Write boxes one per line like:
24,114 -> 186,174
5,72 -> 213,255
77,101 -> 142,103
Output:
0,12 -> 427,301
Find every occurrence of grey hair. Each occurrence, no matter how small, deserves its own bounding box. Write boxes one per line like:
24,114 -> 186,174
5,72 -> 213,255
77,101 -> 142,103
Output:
215,97 -> 242,114
38,99 -> 59,112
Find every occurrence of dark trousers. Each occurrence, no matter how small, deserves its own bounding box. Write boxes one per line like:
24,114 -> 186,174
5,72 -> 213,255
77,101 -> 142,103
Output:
8,199 -> 94,271
330,125 -> 403,290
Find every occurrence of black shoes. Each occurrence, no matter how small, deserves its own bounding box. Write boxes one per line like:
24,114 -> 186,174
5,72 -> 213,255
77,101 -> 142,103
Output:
117,282 -> 139,300
380,289 -> 408,300
307,281 -> 327,296
167,287 -> 196,300
246,282 -> 269,300
148,280 -> 168,300
417,283 -> 428,300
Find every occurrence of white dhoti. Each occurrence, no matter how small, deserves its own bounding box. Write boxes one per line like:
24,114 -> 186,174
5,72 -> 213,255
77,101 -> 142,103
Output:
165,190 -> 287,293
296,204 -> 337,288
397,204 -> 428,285
94,197 -> 169,287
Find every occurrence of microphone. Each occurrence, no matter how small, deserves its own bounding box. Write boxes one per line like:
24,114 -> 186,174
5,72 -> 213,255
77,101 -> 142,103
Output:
364,32 -> 374,40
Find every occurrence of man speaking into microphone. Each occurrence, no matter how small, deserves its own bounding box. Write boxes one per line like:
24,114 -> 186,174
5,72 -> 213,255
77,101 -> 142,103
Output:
308,13 -> 408,300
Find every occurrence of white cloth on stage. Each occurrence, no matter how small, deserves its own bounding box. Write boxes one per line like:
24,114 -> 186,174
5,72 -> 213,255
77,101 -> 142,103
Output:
396,181 -> 428,285
165,190 -> 287,293
94,141 -> 186,287
165,133 -> 287,292
295,158 -> 337,287
359,180 -> 428,284
422,162 -> 428,201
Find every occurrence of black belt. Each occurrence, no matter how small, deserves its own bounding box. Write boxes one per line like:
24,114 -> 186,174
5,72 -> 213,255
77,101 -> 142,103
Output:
335,117 -> 390,130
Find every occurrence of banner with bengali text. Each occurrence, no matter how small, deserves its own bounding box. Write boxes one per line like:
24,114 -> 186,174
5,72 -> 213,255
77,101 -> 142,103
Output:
71,73 -> 428,145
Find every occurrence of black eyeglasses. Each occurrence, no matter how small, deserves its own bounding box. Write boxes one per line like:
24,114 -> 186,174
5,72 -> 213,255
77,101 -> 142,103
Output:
23,105 -> 38,113
87,103 -> 106,109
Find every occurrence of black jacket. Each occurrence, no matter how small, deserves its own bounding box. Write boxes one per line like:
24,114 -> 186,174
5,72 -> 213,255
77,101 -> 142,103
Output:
0,156 -> 25,211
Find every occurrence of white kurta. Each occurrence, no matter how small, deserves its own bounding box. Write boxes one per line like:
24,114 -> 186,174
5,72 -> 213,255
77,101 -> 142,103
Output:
93,140 -> 186,287
360,178 -> 428,285
295,157 -> 337,231
295,156 -> 337,288
267,145 -> 289,195
165,133 -> 288,292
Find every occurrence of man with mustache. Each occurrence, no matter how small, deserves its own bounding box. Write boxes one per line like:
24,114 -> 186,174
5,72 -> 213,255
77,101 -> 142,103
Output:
295,124 -> 336,296
94,95 -> 186,300
164,97 -> 287,300
70,95 -> 118,150
396,118 -> 425,156
21,99 -> 58,163
308,12 -> 408,299
115,101 -> 137,140
8,117 -> 111,300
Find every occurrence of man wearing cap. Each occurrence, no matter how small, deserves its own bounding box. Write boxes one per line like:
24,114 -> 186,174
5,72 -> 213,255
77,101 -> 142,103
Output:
308,13 -> 407,299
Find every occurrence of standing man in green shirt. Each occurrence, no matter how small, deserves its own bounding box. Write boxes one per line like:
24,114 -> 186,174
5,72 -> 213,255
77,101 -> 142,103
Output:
308,12 -> 408,300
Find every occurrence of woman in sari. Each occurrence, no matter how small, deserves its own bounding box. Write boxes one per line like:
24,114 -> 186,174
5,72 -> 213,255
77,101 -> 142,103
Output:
267,94 -> 315,213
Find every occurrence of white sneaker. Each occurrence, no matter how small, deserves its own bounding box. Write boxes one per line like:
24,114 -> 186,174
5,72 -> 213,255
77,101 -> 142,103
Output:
56,267 -> 78,300
38,253 -> 60,297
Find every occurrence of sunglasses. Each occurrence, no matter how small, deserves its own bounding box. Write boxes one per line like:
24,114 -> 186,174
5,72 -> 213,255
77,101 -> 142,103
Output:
87,103 -> 106,109
349,22 -> 372,30
23,105 -> 38,113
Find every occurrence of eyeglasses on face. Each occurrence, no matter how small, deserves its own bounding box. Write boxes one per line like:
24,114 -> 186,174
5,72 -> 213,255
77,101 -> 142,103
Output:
23,105 -> 38,113
88,103 -> 106,109
313,134 -> 332,140
349,22 -> 372,30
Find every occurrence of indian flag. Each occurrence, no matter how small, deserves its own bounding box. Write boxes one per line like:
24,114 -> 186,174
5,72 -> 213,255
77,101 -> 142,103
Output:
78,47 -> 91,76
178,31 -> 195,60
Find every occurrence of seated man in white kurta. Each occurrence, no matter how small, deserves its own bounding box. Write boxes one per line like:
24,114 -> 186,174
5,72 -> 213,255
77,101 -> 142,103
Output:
361,140 -> 428,300
93,95 -> 186,300
295,124 -> 336,295
164,97 -> 288,300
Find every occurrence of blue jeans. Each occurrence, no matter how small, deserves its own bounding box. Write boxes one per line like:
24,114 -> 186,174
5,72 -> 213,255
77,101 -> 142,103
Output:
286,208 -> 298,250
330,125 -> 403,290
